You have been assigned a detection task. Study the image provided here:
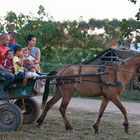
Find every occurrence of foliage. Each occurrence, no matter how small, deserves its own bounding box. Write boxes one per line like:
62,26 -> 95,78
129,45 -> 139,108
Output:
129,0 -> 137,4
41,46 -> 105,72
0,5 -> 139,72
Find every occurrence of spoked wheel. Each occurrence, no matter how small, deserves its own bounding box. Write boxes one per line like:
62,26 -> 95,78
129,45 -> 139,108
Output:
14,98 -> 40,124
0,103 -> 23,132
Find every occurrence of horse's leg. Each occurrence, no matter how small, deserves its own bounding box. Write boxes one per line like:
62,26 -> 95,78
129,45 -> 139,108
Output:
59,94 -> 73,130
93,97 -> 109,133
37,89 -> 61,126
111,95 -> 129,133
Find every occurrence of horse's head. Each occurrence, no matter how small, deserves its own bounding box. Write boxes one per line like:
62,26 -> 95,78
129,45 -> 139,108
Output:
134,53 -> 140,70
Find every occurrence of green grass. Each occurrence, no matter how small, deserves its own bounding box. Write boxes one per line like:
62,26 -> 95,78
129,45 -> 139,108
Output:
91,90 -> 140,103
120,90 -> 140,102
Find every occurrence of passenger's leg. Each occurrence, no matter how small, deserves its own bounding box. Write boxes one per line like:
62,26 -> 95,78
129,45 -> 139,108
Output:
0,71 -> 15,98
0,71 -> 15,90
23,75 -> 30,86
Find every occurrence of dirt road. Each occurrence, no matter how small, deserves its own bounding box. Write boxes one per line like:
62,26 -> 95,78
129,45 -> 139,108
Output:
34,96 -> 140,115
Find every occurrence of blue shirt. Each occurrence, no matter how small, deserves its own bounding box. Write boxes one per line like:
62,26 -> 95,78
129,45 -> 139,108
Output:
8,44 -> 15,51
30,47 -> 41,58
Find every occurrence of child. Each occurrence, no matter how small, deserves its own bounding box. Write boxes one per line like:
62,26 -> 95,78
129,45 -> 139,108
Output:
13,45 -> 30,88
22,48 -> 45,95
22,48 -> 40,77
3,50 -> 14,73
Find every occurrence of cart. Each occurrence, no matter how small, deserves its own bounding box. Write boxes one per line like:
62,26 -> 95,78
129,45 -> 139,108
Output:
0,78 -> 40,132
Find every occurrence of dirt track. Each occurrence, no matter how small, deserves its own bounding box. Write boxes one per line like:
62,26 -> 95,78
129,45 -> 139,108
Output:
34,96 -> 140,115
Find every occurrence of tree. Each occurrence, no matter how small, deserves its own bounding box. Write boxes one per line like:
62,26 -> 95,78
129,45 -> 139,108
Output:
0,5 -> 127,71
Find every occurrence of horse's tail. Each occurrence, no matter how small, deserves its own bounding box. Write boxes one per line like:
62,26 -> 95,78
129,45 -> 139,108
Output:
42,71 -> 57,107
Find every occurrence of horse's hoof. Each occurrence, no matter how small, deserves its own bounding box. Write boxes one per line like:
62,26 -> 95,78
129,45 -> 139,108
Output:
36,117 -> 41,123
123,123 -> 129,134
93,124 -> 99,134
67,128 -> 75,133
65,126 -> 73,131
36,119 -> 43,126
94,129 -> 99,134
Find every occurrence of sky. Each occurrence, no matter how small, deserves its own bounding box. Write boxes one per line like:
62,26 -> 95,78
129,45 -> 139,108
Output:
0,0 -> 139,21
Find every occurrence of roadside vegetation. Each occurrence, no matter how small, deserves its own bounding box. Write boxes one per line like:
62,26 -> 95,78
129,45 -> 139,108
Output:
0,3 -> 140,73
92,90 -> 140,103
120,90 -> 140,102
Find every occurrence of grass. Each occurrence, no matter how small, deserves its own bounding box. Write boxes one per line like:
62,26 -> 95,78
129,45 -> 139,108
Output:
86,90 -> 140,102
120,90 -> 140,102
1,107 -> 140,140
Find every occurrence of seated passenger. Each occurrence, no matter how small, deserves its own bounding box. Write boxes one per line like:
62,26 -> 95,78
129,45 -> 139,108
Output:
3,50 -> 14,73
13,45 -> 30,87
8,32 -> 17,51
0,33 -> 15,96
24,34 -> 41,71
22,47 -> 40,77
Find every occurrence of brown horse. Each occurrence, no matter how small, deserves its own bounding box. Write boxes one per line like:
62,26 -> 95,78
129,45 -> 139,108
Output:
37,54 -> 140,133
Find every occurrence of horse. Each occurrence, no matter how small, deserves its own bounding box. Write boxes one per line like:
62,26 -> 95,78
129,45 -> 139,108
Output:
37,54 -> 140,133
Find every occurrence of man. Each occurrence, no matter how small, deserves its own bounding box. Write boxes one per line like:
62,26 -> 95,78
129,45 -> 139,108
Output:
8,32 -> 17,51
0,33 -> 15,97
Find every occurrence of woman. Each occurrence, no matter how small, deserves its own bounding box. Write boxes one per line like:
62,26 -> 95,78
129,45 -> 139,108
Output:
25,34 -> 45,104
25,34 -> 41,72
25,34 -> 41,63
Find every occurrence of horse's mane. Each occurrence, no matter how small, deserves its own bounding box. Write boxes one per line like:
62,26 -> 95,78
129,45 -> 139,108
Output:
56,57 -> 136,74
122,57 -> 133,63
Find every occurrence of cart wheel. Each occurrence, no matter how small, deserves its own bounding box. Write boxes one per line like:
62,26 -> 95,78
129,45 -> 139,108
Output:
14,98 -> 40,124
0,103 -> 23,132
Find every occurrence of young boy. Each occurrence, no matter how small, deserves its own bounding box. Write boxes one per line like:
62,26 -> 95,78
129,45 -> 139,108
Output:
13,45 -> 30,88
3,50 -> 14,73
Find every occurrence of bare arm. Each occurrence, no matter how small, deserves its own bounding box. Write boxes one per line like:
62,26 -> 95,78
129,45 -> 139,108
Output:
16,59 -> 23,67
33,59 -> 39,64
35,52 -> 40,63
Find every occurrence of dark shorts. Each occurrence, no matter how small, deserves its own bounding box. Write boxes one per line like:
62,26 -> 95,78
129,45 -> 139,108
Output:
0,70 -> 15,89
16,72 -> 25,79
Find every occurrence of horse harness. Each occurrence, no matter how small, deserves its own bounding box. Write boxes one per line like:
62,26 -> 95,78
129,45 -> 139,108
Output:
56,64 -> 125,96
